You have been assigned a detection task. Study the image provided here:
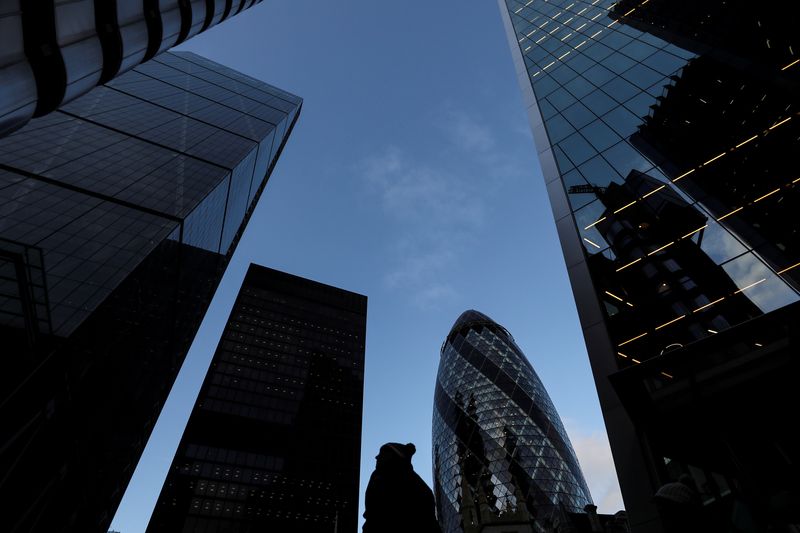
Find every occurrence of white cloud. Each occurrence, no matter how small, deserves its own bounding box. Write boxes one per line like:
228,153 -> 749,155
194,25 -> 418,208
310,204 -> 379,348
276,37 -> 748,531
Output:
413,283 -> 458,310
360,143 -> 486,308
563,420 -> 625,514
445,109 -> 495,153
441,107 -> 531,185
362,147 -> 485,229
359,107 -> 526,309
384,246 -> 456,289
361,146 -> 403,188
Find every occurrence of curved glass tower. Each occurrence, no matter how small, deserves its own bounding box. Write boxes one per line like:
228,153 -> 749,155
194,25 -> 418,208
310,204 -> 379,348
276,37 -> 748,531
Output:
432,310 -> 592,533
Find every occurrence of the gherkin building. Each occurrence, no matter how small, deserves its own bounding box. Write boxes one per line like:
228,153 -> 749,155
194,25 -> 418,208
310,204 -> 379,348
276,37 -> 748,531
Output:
432,310 -> 592,532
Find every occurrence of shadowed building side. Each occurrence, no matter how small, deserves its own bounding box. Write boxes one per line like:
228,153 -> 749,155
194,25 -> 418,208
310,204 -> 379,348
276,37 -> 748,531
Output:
496,0 -> 799,530
146,264 -> 367,533
0,51 -> 301,533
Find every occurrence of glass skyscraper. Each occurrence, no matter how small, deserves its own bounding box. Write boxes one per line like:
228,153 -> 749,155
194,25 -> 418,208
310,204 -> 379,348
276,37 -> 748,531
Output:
0,0 -> 267,136
432,310 -> 592,533
0,51 -> 300,533
147,264 -> 367,533
497,0 -> 798,531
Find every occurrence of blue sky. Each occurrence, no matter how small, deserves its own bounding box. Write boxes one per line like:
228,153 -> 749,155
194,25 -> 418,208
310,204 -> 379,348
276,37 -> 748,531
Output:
111,2 -> 622,530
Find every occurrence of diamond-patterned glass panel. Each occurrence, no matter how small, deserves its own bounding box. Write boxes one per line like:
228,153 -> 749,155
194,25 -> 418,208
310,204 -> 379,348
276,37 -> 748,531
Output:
432,310 -> 592,533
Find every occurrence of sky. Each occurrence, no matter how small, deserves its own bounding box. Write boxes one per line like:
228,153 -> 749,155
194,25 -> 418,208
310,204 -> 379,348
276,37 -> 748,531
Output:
111,1 -> 623,531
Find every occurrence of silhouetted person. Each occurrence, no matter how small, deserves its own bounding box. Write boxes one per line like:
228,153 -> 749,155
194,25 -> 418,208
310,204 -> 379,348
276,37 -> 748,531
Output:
363,442 -> 442,533
653,474 -> 704,532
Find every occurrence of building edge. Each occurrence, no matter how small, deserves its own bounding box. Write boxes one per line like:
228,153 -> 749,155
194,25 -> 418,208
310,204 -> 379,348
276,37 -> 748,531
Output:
115,97 -> 303,531
0,1 -> 267,137
0,50 -> 303,533
493,2 -> 663,531
144,263 -> 366,532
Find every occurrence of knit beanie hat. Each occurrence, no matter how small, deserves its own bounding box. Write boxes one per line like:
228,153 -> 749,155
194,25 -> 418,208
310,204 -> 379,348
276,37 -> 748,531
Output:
379,442 -> 416,462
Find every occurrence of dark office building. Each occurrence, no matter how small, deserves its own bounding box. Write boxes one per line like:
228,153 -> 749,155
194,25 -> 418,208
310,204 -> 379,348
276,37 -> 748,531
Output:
147,264 -> 366,533
545,504 -> 629,533
0,52 -> 301,532
0,0 -> 267,136
497,0 -> 799,530
432,310 -> 592,533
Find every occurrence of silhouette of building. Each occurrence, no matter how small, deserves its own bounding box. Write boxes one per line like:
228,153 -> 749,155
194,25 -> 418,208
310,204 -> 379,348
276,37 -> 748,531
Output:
147,264 -> 367,533
545,504 -> 630,533
497,0 -> 799,530
0,0 -> 268,136
0,52 -> 300,533
432,310 -> 593,533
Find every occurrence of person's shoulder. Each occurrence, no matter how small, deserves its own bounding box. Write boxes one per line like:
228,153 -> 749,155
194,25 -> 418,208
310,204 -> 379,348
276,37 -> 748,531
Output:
412,470 -> 427,482
411,471 -> 435,492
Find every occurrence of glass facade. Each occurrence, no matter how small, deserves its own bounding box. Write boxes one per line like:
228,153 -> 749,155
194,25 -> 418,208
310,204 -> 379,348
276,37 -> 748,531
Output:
147,264 -> 366,533
0,50 -> 301,339
497,0 -> 799,530
0,0 -> 268,136
0,51 -> 301,533
432,310 -> 592,533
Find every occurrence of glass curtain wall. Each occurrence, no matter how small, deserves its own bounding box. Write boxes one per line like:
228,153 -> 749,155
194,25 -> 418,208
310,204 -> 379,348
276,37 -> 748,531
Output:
433,310 -> 592,533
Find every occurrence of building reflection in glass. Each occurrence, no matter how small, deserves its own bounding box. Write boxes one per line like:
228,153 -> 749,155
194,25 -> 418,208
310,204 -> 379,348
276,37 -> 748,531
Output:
577,167 -> 795,365
0,51 -> 301,533
432,310 -> 592,533
498,0 -> 799,529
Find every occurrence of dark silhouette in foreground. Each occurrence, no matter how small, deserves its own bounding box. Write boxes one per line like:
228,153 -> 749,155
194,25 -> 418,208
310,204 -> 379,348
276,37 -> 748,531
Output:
653,474 -> 705,532
363,442 -> 442,533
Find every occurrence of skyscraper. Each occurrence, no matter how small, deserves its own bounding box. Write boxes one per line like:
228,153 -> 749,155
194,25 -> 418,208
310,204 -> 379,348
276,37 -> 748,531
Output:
0,0 -> 268,136
496,1 -> 798,530
147,264 -> 367,533
0,51 -> 301,533
432,310 -> 592,533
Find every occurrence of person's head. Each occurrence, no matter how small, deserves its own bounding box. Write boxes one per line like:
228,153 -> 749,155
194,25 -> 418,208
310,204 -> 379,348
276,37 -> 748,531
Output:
376,442 -> 416,471
653,474 -> 701,512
